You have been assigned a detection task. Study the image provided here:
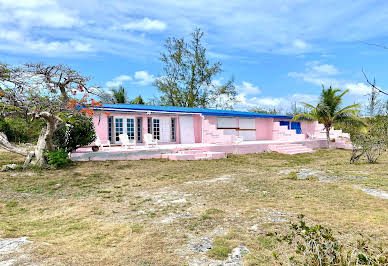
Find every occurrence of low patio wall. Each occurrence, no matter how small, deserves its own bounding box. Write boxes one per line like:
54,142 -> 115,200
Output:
71,139 -> 334,162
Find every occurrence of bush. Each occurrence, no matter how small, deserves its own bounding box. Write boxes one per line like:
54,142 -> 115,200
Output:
350,116 -> 388,164
46,150 -> 72,168
0,117 -> 11,137
0,116 -> 44,143
272,215 -> 387,265
53,114 -> 96,152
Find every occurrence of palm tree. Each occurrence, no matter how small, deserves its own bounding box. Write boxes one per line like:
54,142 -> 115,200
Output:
293,86 -> 362,148
130,95 -> 145,105
111,86 -> 127,104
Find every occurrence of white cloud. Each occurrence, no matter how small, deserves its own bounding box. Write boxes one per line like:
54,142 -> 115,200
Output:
106,75 -> 132,88
236,81 -> 261,95
311,64 -> 339,75
236,93 -> 318,111
0,30 -> 23,42
105,71 -> 156,88
0,0 -> 79,28
293,39 -> 308,50
133,71 -> 156,85
121,18 -> 166,31
15,9 -> 78,28
0,0 -> 51,8
345,82 -> 370,95
288,61 -> 369,96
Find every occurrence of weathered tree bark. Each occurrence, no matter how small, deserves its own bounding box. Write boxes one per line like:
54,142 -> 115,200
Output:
0,132 -> 28,156
0,132 -> 35,167
33,112 -> 60,166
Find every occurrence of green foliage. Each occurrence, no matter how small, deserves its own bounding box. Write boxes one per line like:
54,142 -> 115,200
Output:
207,237 -> 233,259
46,150 -> 72,168
293,86 -> 363,147
111,86 -> 127,103
249,105 -> 283,115
0,117 -> 11,137
53,114 -> 96,152
273,215 -> 387,265
0,116 -> 44,143
130,95 -> 145,105
350,116 -> 388,164
154,28 -> 236,108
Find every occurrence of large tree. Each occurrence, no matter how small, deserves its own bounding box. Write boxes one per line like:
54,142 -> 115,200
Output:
154,28 -> 236,108
0,63 -> 100,166
293,86 -> 363,148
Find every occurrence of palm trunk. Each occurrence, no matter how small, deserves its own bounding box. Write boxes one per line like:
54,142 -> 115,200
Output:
325,126 -> 332,149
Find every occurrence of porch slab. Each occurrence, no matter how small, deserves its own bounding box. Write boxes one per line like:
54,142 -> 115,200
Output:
70,139 -> 336,162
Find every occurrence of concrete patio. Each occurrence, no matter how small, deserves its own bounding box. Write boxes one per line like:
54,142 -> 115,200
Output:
70,138 -> 352,161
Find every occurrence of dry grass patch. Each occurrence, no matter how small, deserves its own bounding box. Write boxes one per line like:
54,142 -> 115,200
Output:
0,148 -> 387,265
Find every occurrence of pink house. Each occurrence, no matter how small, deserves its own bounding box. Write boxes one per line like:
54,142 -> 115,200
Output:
71,104 -> 351,161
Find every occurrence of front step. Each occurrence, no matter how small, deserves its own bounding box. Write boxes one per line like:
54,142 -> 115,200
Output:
166,151 -> 226,160
268,143 -> 314,155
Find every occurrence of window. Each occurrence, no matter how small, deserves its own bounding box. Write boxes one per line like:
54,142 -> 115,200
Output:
171,118 -> 176,142
147,117 -> 152,134
153,119 -> 160,140
137,117 -> 142,143
127,118 -> 135,140
115,118 -> 123,142
108,116 -> 113,142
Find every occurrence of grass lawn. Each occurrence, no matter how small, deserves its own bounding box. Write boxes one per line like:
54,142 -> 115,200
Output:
0,148 -> 387,265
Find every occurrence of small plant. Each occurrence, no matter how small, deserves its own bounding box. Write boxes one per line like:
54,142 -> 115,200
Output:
273,215 -> 387,265
207,237 -> 233,259
130,224 -> 143,233
46,150 -> 72,168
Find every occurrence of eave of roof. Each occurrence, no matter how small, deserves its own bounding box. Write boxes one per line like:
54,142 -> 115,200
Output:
95,104 -> 294,119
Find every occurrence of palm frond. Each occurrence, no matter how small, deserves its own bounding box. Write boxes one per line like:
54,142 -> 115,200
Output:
292,113 -> 317,121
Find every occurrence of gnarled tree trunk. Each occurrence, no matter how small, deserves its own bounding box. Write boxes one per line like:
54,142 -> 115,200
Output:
0,132 -> 34,167
33,112 -> 60,166
1,112 -> 60,167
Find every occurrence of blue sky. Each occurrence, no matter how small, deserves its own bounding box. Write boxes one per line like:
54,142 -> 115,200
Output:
1,0 -> 388,112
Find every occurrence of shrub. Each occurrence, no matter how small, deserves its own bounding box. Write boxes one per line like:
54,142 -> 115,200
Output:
53,114 -> 96,152
0,116 -> 44,143
272,215 -> 387,265
350,116 -> 388,164
0,117 -> 11,138
46,150 -> 72,168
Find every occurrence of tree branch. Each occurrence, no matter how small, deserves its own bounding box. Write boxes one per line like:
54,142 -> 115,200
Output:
0,132 -> 28,156
362,69 -> 388,96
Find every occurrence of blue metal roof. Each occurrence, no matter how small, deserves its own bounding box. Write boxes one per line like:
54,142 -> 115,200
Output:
97,104 -> 293,119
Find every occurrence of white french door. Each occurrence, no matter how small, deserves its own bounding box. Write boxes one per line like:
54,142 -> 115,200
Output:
126,118 -> 135,140
114,117 -> 137,144
114,118 -> 124,143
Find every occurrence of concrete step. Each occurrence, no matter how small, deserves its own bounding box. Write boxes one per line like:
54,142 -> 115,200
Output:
268,143 -> 314,155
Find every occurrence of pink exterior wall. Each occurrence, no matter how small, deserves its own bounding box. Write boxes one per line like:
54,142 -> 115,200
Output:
92,111 -> 181,144
255,118 -> 274,140
93,113 -> 108,142
92,111 -> 350,146
193,115 -> 203,143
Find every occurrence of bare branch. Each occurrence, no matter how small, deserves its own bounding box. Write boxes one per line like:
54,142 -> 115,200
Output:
359,40 -> 388,50
362,69 -> 388,96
